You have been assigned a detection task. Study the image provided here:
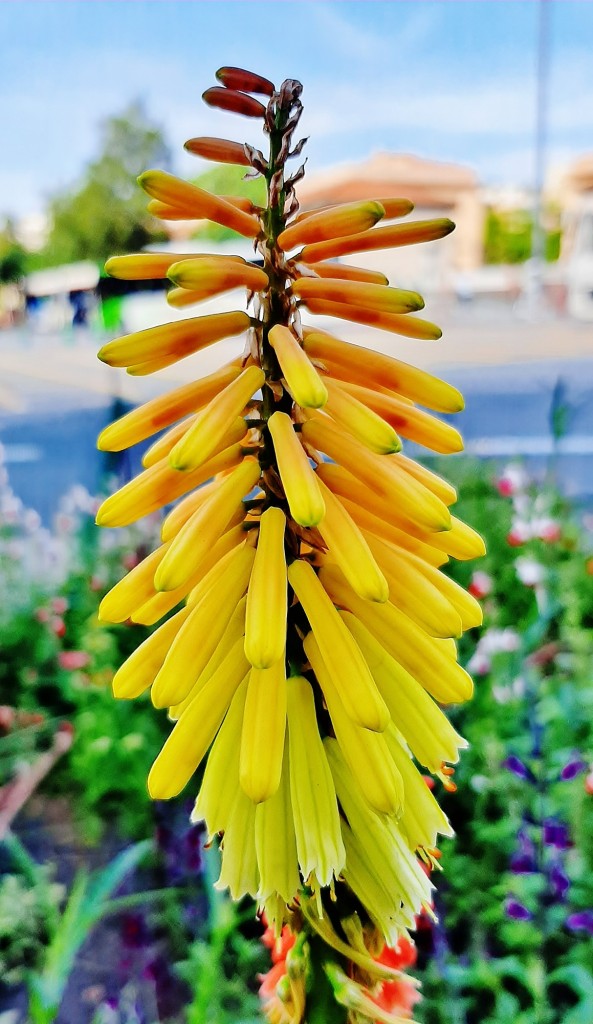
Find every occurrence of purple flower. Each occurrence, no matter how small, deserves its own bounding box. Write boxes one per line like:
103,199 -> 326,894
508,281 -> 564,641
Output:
543,819 -> 572,850
503,755 -> 534,782
566,910 -> 593,936
549,862 -> 570,902
120,911 -> 150,950
506,898 -> 533,922
560,757 -> 587,781
510,829 -> 537,874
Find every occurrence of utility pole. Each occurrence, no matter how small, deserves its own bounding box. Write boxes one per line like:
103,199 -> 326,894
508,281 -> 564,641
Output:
528,0 -> 551,316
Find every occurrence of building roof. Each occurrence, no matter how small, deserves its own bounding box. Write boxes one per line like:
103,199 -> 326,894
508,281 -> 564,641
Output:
295,152 -> 479,211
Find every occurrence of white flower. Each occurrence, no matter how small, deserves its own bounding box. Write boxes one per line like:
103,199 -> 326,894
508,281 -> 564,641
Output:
515,557 -> 545,587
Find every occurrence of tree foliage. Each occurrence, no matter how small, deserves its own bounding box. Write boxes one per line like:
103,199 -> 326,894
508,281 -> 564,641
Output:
0,221 -> 27,282
41,102 -> 171,267
484,207 -> 561,265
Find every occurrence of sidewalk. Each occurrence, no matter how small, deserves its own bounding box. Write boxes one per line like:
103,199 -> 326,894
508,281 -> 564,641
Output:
1,310 -> 592,414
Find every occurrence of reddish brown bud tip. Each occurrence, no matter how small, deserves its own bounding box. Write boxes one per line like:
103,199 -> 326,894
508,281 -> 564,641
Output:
215,66 -> 275,96
202,87 -> 267,119
184,136 -> 251,166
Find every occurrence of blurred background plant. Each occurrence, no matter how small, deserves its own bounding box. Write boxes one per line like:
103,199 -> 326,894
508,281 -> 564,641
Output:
1,430 -> 592,1021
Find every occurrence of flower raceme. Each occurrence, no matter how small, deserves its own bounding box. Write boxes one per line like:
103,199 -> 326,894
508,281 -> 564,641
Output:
96,66 -> 484,1013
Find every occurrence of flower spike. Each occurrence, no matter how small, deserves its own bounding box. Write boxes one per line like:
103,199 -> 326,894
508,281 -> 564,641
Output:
96,65 -> 484,1021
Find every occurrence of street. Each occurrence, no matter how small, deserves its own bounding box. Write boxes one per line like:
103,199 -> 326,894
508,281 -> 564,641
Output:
1,303 -> 592,524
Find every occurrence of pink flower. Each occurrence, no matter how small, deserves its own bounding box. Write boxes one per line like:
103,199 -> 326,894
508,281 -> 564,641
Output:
585,772 -> 593,797
507,520 -> 531,547
50,616 -> 66,638
533,517 -> 561,543
468,570 -> 493,599
497,464 -> 529,498
467,651 -> 491,676
35,607 -> 50,624
58,650 -> 90,671
122,552 -> 140,571
52,596 -> 69,615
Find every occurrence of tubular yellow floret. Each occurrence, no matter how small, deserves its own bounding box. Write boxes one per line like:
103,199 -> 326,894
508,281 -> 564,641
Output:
342,611 -> 467,773
303,634 -> 401,815
97,311 -> 250,369
154,457 -> 259,591
337,493 -> 449,567
168,365 -> 263,471
99,544 -> 170,623
302,327 -> 463,412
319,563 -> 474,705
95,441 -> 244,528
314,476 -> 389,603
255,746 -> 300,903
323,377 -> 401,455
144,417 -> 247,472
267,411 -> 325,527
192,672 -> 247,837
301,415 -> 451,533
244,507 -> 287,668
268,325 -> 328,409
428,515 -> 487,560
147,637 -> 251,799
358,531 -> 463,639
299,262 -> 389,286
278,200 -> 385,252
111,607 -> 192,700
288,559 -> 390,732
302,298 -> 442,341
169,595 -> 248,720
148,197 -> 256,220
316,461 -> 451,560
240,659 -> 287,802
97,362 -> 242,452
286,675 -> 346,886
292,277 -> 425,315
150,545 -> 255,710
105,252 -> 199,280
133,524 -> 247,627
167,256 -> 268,295
300,217 -> 455,263
138,169 -> 261,237
329,377 -> 464,454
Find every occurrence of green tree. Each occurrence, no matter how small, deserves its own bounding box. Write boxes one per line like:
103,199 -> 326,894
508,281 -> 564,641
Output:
41,102 -> 170,267
0,220 -> 27,282
484,207 -> 562,265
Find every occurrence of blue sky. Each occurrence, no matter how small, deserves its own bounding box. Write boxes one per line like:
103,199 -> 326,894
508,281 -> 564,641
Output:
2,1 -> 593,219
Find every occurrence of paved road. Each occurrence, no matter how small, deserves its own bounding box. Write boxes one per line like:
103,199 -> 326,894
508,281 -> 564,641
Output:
1,306 -> 592,523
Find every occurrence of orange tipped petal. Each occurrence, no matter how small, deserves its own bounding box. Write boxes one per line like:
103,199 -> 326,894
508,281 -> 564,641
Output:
302,327 -> 463,412
215,66 -> 275,96
303,298 -> 442,341
184,136 -> 251,165
202,86 -> 267,118
167,257 -> 268,295
98,311 -> 250,369
300,218 -> 456,263
105,252 -> 199,280
299,261 -> 389,286
138,169 -> 261,237
278,200 -> 385,252
292,277 -> 424,314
